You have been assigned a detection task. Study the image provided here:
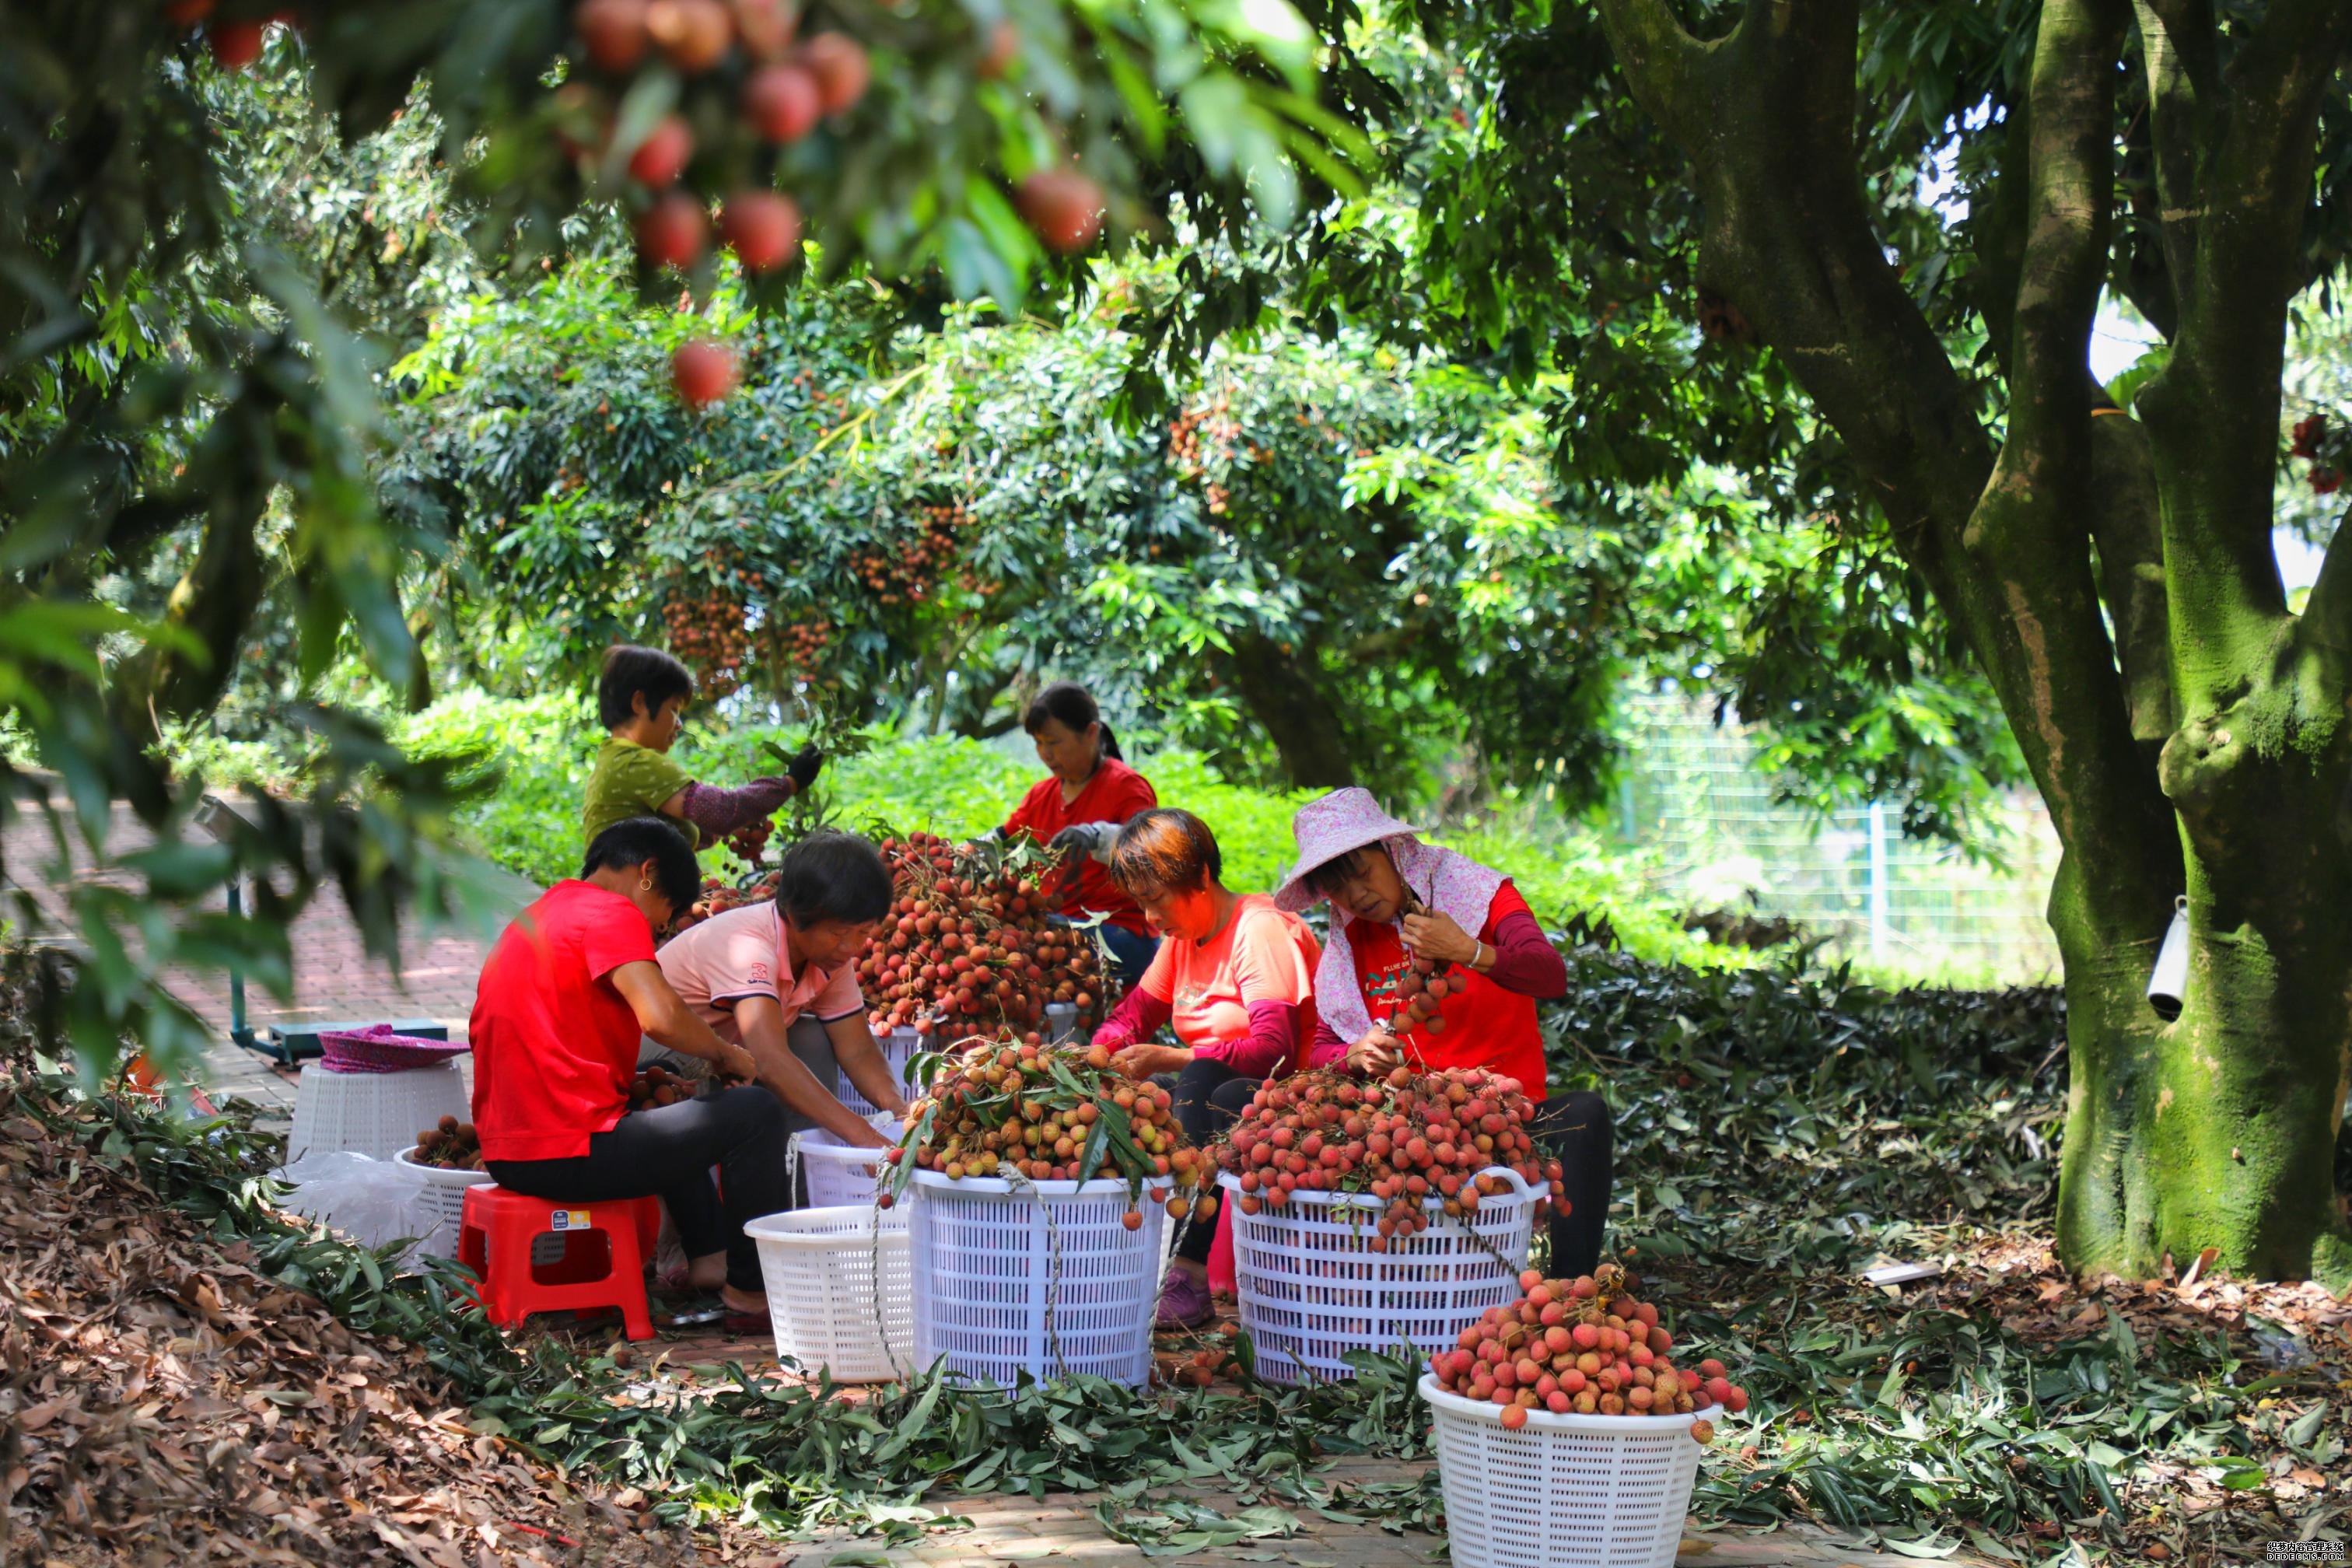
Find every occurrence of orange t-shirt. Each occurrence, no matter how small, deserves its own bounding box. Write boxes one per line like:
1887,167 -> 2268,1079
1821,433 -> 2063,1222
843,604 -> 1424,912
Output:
1139,894 -> 1320,1077
1002,758 -> 1157,936
1343,882 -> 1549,1098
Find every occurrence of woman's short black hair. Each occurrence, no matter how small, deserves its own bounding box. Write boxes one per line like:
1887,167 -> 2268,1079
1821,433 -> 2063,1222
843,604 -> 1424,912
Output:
583,817 -> 701,911
1303,845 -> 1380,898
599,644 -> 695,730
776,830 -> 894,928
1108,808 -> 1222,901
1023,681 -> 1122,762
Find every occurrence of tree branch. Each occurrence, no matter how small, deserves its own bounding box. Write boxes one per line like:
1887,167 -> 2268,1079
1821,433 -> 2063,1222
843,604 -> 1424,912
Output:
2303,513 -> 2352,680
1587,0 -> 1710,142
2129,0 -> 2352,709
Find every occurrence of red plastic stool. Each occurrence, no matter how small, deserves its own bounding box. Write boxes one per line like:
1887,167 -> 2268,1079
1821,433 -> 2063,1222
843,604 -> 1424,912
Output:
458,1185 -> 660,1341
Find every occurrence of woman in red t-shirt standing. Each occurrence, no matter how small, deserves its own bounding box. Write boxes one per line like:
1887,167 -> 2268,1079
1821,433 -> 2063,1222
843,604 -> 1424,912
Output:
992,682 -> 1160,985
1273,787 -> 1612,1276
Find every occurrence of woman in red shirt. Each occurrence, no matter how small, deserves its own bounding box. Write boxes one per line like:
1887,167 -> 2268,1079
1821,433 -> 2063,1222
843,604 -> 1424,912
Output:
1090,810 -> 1321,1326
992,683 -> 1160,985
470,817 -> 791,1321
1273,787 -> 1612,1277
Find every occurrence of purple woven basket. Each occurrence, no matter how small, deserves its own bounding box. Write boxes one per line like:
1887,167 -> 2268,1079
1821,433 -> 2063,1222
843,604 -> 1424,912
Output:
319,1025 -> 471,1075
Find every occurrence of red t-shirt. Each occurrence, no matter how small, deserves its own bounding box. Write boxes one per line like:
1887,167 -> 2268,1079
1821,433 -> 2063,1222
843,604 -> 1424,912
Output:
1342,882 -> 1549,1099
469,880 -> 657,1161
1002,758 -> 1157,936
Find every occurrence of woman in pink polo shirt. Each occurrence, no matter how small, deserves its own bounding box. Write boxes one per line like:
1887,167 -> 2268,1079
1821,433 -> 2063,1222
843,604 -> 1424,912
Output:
654,830 -> 905,1150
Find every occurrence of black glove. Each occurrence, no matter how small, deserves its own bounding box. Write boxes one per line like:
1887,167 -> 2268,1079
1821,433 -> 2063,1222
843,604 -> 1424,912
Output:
1048,821 -> 1119,863
786,742 -> 824,793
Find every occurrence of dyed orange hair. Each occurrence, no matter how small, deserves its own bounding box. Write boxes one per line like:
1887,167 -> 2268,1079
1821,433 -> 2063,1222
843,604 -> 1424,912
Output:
1108,808 -> 1223,901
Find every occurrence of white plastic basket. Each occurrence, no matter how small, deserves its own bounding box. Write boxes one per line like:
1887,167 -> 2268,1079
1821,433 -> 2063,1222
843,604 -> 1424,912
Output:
908,1168 -> 1171,1388
392,1146 -> 493,1258
1220,1167 -> 1546,1384
1421,1374 -> 1720,1568
288,1062 -> 470,1164
1045,1003 -> 1079,1045
789,1117 -> 903,1209
747,1206 -> 915,1383
838,1026 -> 925,1117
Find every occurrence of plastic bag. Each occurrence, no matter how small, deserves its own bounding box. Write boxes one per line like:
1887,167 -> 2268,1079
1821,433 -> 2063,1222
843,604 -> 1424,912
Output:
272,1150 -> 431,1256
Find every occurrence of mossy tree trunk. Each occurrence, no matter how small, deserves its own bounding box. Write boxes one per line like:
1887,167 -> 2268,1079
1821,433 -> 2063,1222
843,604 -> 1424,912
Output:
1589,0 -> 2352,1281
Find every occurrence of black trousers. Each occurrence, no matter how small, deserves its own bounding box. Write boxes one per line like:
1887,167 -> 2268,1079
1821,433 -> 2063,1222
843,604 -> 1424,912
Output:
1168,1058 -> 1262,1264
1531,1090 -> 1614,1278
487,1085 -> 792,1294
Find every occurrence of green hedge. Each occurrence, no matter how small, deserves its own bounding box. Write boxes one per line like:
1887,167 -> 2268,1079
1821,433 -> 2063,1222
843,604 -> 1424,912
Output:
365,691 -> 1717,962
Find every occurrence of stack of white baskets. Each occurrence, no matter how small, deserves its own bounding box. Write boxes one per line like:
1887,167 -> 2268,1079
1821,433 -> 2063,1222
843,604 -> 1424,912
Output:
1218,1166 -> 1547,1384
1419,1374 -> 1724,1568
908,1170 -> 1171,1387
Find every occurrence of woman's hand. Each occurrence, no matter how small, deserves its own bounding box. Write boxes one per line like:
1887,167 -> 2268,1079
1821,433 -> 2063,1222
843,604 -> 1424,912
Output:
1399,908 -> 1479,967
1110,1041 -> 1191,1080
1343,1026 -> 1402,1076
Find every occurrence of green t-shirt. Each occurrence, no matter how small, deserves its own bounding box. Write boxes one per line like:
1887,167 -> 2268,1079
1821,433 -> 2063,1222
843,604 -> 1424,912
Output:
583,737 -> 699,848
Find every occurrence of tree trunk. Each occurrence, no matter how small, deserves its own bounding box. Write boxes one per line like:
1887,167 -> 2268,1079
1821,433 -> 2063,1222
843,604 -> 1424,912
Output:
1584,0 -> 2352,1282
1222,632 -> 1357,789
2056,850 -> 2352,1279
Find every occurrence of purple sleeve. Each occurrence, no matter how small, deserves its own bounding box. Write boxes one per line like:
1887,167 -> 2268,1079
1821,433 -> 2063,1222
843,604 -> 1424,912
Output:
1091,983 -> 1173,1049
1307,1012 -> 1349,1069
675,776 -> 795,838
1192,999 -> 1298,1079
1481,909 -> 1567,999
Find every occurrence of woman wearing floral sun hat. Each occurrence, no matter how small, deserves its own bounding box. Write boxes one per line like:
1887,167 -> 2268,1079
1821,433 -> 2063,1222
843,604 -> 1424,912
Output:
1272,786 -> 1615,1276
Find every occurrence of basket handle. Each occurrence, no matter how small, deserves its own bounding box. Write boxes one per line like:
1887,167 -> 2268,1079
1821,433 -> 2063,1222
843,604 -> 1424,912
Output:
1475,1164 -> 1534,1196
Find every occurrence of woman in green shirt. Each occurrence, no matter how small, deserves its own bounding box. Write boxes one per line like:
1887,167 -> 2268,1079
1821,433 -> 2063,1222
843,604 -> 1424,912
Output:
582,646 -> 824,851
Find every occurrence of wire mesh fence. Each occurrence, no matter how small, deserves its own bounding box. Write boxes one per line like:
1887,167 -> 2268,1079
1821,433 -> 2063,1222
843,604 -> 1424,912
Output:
1614,693 -> 2061,985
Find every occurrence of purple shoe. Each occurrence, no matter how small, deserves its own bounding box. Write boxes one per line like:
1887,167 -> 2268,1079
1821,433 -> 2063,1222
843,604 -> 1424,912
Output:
1156,1269 -> 1214,1329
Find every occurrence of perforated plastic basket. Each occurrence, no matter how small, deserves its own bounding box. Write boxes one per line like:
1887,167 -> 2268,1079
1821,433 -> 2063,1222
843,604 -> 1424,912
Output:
1220,1167 -> 1545,1384
747,1206 -> 915,1383
908,1169 -> 1171,1388
393,1146 -> 492,1258
1421,1374 -> 1719,1568
288,1061 -> 471,1164
838,1026 -> 925,1117
789,1117 -> 903,1209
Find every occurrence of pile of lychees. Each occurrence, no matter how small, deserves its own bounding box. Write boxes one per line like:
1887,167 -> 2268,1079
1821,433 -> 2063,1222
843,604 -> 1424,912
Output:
1430,1262 -> 1749,1437
1215,1066 -> 1566,1248
409,1115 -> 485,1171
857,831 -> 1106,1037
882,1036 -> 1218,1228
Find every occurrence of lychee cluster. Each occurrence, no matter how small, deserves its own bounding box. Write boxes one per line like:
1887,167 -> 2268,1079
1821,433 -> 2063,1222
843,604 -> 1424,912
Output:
884,1037 -> 1217,1228
1216,1066 -> 1567,1247
1430,1263 -> 1749,1435
411,1115 -> 485,1171
856,831 -> 1104,1036
2291,412 -> 2342,495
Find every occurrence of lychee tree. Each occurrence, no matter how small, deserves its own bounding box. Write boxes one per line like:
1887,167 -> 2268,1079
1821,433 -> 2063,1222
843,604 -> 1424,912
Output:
1262,0 -> 2352,1279
0,0 -> 1341,1081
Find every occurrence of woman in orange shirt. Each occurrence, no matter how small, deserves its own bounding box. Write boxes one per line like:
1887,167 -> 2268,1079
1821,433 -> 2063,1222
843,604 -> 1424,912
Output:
1090,809 -> 1320,1326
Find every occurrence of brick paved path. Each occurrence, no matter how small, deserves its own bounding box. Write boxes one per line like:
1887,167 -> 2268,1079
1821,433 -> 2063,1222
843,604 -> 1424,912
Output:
0,792 -> 537,1110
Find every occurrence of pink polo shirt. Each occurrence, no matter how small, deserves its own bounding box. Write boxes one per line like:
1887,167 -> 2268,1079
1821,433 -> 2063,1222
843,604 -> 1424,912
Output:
655,900 -> 863,1041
